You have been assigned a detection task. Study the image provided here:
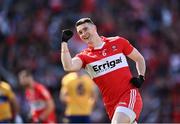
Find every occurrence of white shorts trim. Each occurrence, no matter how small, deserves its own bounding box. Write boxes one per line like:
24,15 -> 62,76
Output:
115,106 -> 136,123
128,89 -> 137,109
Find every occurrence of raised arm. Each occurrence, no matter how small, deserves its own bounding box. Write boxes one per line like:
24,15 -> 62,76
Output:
60,29 -> 83,72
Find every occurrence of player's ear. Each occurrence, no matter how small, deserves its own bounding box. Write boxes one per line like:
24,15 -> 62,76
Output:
95,25 -> 97,31
92,24 -> 97,31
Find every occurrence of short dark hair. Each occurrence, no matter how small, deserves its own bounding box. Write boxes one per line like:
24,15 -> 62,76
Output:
75,18 -> 94,27
19,69 -> 32,77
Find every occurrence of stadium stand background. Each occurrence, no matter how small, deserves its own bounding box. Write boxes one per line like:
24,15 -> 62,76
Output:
0,0 -> 180,123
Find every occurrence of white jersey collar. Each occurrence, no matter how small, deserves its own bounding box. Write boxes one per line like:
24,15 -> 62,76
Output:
94,42 -> 105,50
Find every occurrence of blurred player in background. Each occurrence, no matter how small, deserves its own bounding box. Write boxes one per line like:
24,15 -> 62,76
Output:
61,18 -> 146,123
0,75 -> 22,123
18,69 -> 56,123
60,72 -> 97,123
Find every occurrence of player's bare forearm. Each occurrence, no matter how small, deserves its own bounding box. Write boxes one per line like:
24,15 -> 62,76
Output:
60,91 -> 71,103
39,99 -> 55,121
10,95 -> 20,114
135,55 -> 146,76
61,42 -> 73,71
127,48 -> 146,76
61,42 -> 82,71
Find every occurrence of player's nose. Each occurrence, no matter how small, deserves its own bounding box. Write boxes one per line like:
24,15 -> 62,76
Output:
82,31 -> 86,36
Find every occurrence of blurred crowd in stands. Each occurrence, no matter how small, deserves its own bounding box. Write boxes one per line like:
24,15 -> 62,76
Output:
0,0 -> 180,123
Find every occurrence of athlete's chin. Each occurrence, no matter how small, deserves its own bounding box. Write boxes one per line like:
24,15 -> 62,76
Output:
87,41 -> 94,45
21,83 -> 31,88
83,39 -> 91,44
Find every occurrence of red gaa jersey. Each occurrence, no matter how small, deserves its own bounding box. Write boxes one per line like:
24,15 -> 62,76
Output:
25,83 -> 56,123
76,36 -> 139,119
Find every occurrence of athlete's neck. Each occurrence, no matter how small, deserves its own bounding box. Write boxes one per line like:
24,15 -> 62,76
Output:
90,36 -> 104,48
28,80 -> 34,89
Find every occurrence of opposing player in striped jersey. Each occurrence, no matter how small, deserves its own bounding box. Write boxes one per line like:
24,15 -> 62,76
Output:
61,18 -> 146,124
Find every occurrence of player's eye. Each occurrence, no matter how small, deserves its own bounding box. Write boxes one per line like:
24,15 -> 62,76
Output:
84,27 -> 88,31
78,30 -> 82,35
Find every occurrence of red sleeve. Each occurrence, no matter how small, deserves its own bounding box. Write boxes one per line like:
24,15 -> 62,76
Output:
119,37 -> 134,55
75,52 -> 86,68
38,84 -> 51,100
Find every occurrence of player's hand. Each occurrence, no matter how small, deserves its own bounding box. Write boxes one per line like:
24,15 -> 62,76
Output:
130,75 -> 145,88
61,29 -> 73,43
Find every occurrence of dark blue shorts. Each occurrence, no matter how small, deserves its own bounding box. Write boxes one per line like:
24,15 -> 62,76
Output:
0,119 -> 12,123
66,115 -> 90,123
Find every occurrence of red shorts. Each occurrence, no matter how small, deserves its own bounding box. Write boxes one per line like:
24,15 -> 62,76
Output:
114,89 -> 143,121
